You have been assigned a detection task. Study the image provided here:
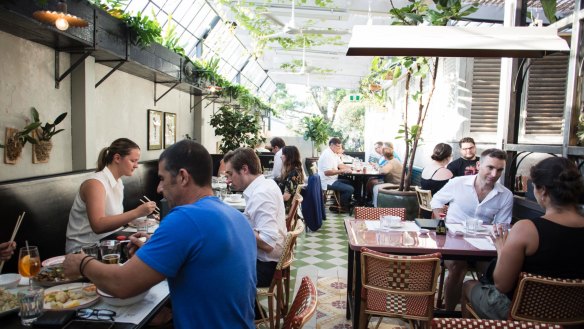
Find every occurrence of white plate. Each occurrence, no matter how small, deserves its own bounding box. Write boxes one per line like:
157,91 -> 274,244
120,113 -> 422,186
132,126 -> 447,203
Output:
0,288 -> 20,317
42,256 -> 65,267
224,198 -> 243,204
128,218 -> 159,228
476,225 -> 489,232
44,283 -> 100,310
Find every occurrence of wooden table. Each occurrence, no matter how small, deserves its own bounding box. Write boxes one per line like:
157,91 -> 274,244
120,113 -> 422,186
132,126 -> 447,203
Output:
344,218 -> 497,328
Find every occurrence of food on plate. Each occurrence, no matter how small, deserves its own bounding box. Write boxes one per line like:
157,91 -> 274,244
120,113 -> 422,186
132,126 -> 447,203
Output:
82,285 -> 97,297
44,286 -> 88,309
139,237 -> 147,243
34,265 -> 68,283
0,288 -> 18,312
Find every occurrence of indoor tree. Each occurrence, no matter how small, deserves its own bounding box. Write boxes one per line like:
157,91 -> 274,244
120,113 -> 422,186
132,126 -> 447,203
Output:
388,0 -> 478,191
210,105 -> 264,154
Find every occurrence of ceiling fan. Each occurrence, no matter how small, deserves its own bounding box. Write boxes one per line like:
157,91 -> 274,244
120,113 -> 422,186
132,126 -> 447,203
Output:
260,1 -> 349,39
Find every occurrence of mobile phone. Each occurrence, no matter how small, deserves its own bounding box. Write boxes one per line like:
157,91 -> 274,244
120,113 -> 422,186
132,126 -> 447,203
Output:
63,320 -> 114,329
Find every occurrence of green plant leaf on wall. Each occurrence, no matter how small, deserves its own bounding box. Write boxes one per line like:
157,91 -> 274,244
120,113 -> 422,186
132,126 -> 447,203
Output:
541,0 -> 558,23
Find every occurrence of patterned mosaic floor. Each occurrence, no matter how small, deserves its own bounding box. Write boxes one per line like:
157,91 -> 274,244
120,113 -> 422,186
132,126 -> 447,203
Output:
287,209 -> 409,329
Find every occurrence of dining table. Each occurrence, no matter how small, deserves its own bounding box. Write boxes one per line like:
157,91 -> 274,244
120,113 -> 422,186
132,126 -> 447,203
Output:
344,218 -> 497,328
3,280 -> 169,329
340,170 -> 383,205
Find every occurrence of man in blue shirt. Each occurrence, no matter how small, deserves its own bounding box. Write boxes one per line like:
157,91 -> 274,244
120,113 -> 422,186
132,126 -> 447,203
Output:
63,140 -> 257,329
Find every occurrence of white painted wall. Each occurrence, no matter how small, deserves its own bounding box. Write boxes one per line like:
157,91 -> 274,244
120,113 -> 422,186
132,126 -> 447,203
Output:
0,30 -> 194,181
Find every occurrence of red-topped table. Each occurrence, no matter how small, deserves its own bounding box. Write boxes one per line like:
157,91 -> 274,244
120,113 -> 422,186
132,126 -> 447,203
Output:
344,218 -> 497,328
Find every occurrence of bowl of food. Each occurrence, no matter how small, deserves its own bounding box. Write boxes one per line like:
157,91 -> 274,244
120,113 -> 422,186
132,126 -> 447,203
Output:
97,288 -> 148,307
0,274 -> 21,289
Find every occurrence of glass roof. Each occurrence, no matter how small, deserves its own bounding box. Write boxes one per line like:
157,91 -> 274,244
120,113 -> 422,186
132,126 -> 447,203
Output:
123,0 -> 275,97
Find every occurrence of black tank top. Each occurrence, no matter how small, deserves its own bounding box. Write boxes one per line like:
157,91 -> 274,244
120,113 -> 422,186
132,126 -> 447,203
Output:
420,168 -> 449,196
522,217 -> 584,279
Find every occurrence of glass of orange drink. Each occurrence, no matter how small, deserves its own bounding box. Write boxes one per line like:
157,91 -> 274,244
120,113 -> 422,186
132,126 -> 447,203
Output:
18,246 -> 41,288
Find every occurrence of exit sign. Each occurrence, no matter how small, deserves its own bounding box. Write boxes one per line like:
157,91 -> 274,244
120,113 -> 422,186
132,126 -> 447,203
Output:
349,94 -> 362,102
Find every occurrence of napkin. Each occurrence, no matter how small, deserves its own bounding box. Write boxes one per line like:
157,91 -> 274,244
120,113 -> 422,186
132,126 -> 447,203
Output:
464,237 -> 496,250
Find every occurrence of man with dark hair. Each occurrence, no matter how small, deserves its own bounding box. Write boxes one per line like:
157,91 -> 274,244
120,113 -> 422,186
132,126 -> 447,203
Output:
269,137 -> 286,181
447,137 -> 480,177
430,148 -> 512,312
63,140 -> 257,329
318,137 -> 354,212
223,147 -> 286,289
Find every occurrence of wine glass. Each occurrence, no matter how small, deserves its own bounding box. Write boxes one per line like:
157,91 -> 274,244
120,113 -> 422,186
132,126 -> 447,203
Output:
18,246 -> 41,288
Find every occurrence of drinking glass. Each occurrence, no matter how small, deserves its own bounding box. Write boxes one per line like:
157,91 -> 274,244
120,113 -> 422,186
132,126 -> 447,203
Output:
99,240 -> 120,264
18,286 -> 44,326
465,218 -> 479,235
18,246 -> 41,288
81,244 -> 99,259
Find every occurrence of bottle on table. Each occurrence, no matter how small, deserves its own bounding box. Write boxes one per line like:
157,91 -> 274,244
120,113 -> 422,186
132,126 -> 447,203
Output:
436,213 -> 447,235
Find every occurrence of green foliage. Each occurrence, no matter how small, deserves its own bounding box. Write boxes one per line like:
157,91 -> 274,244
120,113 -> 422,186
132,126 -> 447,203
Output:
124,10 -> 162,47
301,115 -> 330,156
30,107 -> 68,142
577,115 -> 584,146
7,121 -> 41,147
541,0 -> 558,23
157,16 -> 186,56
210,106 -> 265,154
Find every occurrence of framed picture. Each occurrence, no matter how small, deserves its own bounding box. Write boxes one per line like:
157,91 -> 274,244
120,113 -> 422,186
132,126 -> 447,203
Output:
147,110 -> 163,150
164,112 -> 177,148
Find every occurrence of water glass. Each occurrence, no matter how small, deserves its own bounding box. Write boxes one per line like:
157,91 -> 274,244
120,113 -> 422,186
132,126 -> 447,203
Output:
81,243 -> 99,259
18,287 -> 44,326
465,217 -> 479,235
380,216 -> 391,231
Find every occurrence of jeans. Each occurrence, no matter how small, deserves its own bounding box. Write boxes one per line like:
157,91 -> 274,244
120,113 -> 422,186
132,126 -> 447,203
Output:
329,179 -> 354,207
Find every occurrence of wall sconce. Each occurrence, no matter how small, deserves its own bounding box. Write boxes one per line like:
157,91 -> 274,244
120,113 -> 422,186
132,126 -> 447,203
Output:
207,85 -> 222,93
33,0 -> 88,31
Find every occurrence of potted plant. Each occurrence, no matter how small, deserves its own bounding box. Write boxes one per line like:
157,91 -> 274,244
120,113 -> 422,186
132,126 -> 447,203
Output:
376,0 -> 477,219
301,115 -> 330,158
30,107 -> 68,163
210,105 -> 264,154
3,121 -> 41,164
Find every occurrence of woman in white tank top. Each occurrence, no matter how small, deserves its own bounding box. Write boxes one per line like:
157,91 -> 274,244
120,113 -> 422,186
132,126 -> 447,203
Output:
65,138 -> 158,253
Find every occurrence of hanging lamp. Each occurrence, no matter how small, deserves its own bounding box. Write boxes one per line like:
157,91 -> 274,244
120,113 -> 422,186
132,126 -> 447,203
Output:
33,0 -> 88,31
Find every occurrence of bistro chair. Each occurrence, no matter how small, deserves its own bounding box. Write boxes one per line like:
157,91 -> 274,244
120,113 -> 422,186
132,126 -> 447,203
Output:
354,207 -> 405,221
431,318 -> 563,329
465,272 -> 584,326
509,272 -> 584,325
256,220 -> 305,329
415,187 -> 433,218
323,187 -> 343,213
359,247 -> 441,329
286,193 -> 303,231
281,276 -> 318,329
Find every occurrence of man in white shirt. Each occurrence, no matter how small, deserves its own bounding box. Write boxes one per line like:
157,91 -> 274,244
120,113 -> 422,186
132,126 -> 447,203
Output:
269,137 -> 285,181
223,147 -> 286,288
318,137 -> 354,213
430,148 -> 513,311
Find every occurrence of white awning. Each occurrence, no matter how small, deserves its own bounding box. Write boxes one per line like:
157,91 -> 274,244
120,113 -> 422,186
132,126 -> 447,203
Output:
346,25 -> 570,58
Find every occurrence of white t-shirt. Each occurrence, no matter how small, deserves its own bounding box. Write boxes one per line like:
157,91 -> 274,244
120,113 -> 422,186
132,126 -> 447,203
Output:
243,175 -> 286,262
318,147 -> 343,190
66,167 -> 123,253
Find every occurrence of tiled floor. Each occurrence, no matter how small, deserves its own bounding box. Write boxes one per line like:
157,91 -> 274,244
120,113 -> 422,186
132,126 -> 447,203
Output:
286,209 -> 408,329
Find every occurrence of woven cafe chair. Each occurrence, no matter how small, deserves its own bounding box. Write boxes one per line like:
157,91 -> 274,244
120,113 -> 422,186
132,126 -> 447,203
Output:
256,220 -> 305,329
414,187 -> 433,218
286,193 -> 303,231
354,207 -> 406,221
281,276 -> 318,329
359,247 -> 441,329
431,318 -> 563,328
508,272 -> 584,325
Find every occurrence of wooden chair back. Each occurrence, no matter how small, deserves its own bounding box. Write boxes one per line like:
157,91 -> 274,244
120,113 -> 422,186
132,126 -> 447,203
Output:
431,318 -> 563,328
359,248 -> 441,328
281,277 -> 318,329
509,272 -> 584,325
286,193 -> 303,231
415,186 -> 433,212
354,207 -> 405,221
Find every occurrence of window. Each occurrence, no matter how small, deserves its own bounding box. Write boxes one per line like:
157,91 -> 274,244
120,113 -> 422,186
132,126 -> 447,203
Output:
470,57 -> 501,134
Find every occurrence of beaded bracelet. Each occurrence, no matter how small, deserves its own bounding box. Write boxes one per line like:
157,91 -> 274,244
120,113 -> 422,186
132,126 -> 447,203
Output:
79,255 -> 94,278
